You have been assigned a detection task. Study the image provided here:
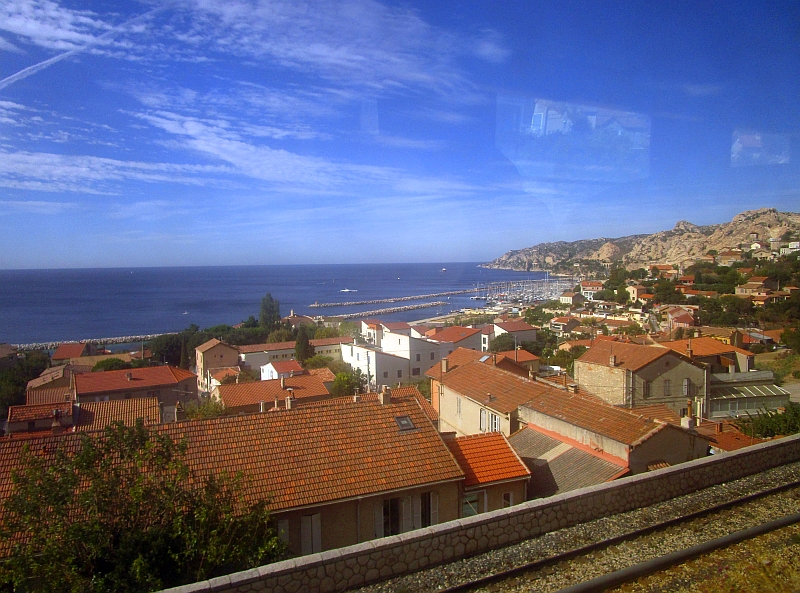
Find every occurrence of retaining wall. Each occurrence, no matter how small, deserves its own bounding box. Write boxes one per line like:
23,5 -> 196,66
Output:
163,433 -> 800,593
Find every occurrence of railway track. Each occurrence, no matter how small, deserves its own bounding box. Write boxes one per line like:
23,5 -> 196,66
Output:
443,481 -> 800,593
354,461 -> 800,593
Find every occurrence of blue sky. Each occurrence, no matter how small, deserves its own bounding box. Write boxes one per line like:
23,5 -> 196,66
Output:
1,0 -> 799,269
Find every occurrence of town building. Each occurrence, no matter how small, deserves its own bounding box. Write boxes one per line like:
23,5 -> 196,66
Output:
237,337 -> 353,369
195,339 -> 240,393
212,374 -> 330,414
261,360 -> 305,381
73,366 -> 197,409
574,341 -> 707,417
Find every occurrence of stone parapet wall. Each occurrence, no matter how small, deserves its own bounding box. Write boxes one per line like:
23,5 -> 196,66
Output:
162,433 -> 800,593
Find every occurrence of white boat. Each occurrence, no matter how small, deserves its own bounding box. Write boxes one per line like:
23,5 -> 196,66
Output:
340,288 -> 357,292
441,268 -> 447,272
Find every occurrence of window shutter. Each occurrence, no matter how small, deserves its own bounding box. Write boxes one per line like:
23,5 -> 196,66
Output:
480,409 -> 486,431
373,501 -> 383,539
413,495 -> 422,530
311,513 -> 322,553
277,519 -> 289,544
430,491 -> 439,525
301,515 -> 313,555
402,497 -> 413,533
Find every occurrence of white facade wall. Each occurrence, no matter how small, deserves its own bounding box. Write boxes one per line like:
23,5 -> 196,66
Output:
340,343 -> 410,389
380,335 -> 452,380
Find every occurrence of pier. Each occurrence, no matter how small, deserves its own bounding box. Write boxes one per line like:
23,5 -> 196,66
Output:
309,290 -> 474,308
13,334 -> 167,351
327,301 -> 448,320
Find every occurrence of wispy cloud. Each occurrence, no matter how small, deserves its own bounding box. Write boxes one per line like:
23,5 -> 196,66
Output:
0,199 -> 76,214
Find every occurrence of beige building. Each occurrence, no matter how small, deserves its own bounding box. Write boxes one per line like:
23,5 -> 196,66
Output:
195,339 -> 240,392
574,341 -> 707,418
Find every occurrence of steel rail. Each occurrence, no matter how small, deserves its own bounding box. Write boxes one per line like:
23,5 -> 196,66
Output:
436,477 -> 800,593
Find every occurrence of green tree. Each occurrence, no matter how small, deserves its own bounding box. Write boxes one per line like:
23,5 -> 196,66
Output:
0,350 -> 50,417
330,369 -> 368,396
179,334 -> 190,370
0,421 -> 285,593
148,333 -> 183,366
259,293 -> 281,330
294,326 -> 315,365
91,358 -> 132,372
184,398 -> 228,420
489,333 -> 517,352
304,355 -> 333,369
267,328 -> 294,343
782,325 -> 800,353
314,326 -> 340,339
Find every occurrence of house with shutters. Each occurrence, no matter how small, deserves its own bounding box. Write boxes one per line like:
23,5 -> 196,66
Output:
573,341 -> 707,417
195,339 -> 240,393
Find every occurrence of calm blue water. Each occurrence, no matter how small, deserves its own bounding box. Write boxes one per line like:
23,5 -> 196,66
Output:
0,263 -> 545,344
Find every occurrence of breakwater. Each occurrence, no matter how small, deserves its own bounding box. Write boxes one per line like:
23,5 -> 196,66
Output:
309,290 -> 474,308
329,302 -> 448,320
13,334 -> 167,352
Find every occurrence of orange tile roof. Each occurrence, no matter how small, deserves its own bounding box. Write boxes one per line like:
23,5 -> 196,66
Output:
26,386 -> 72,405
382,322 -> 411,331
445,432 -> 530,487
211,367 -> 240,382
216,374 -> 329,408
391,385 -> 438,423
0,398 -> 464,522
495,349 -> 539,362
577,341 -> 675,371
196,338 -> 234,353
8,401 -> 72,423
521,389 -> 667,446
439,362 -> 556,415
425,347 -> 485,380
308,367 -> 336,382
427,326 -> 480,343
658,336 -> 753,358
52,343 -> 88,360
695,421 -> 767,451
74,398 -> 161,432
74,366 -> 196,396
268,360 -> 304,374
625,404 -> 682,426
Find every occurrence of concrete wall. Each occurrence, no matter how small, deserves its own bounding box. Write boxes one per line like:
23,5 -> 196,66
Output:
160,433 -> 800,593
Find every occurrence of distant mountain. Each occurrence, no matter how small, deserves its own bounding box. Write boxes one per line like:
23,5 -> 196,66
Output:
485,208 -> 800,272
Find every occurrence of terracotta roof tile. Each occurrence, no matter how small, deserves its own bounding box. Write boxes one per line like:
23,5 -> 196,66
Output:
26,386 -> 72,405
625,404 -> 682,425
74,398 -> 162,432
268,360 -> 304,374
577,341 -> 674,371
657,337 -> 753,358
427,326 -> 480,344
439,362 -> 555,414
74,366 -> 196,396
216,375 -> 329,408
521,389 -> 666,446
425,348 -> 485,380
495,349 -> 539,362
196,338 -> 237,353
8,401 -> 72,423
445,432 -> 529,487
0,398 -> 464,525
382,322 -> 411,331
52,343 -> 88,360
308,367 -> 336,382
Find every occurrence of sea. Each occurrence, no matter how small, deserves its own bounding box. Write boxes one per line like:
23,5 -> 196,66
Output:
0,263 -> 550,346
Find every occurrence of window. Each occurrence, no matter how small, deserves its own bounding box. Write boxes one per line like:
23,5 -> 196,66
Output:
416,353 -> 421,361
300,513 -> 321,555
489,413 -> 500,432
430,352 -> 435,360
663,379 -> 671,397
412,367 -> 420,376
480,408 -> 487,431
383,498 -> 401,536
462,493 -> 479,517
397,369 -> 402,378
502,492 -> 513,508
383,371 -> 388,379
457,396 -> 462,417
356,353 -> 360,361
683,378 -> 690,396
395,415 -> 415,431
642,381 -> 651,398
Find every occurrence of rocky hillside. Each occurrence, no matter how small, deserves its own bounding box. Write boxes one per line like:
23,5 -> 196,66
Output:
485,208 -> 800,272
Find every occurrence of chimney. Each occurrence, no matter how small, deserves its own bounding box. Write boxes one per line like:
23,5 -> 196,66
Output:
353,394 -> 361,403
441,358 -> 449,374
715,421 -> 723,434
681,399 -> 696,429
515,347 -> 518,362
158,401 -> 164,423
728,363 -> 736,374
609,355 -> 616,367
259,401 -> 268,413
280,377 -> 286,389
126,372 -> 133,381
285,389 -> 294,410
492,353 -> 497,366
379,387 -> 391,405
